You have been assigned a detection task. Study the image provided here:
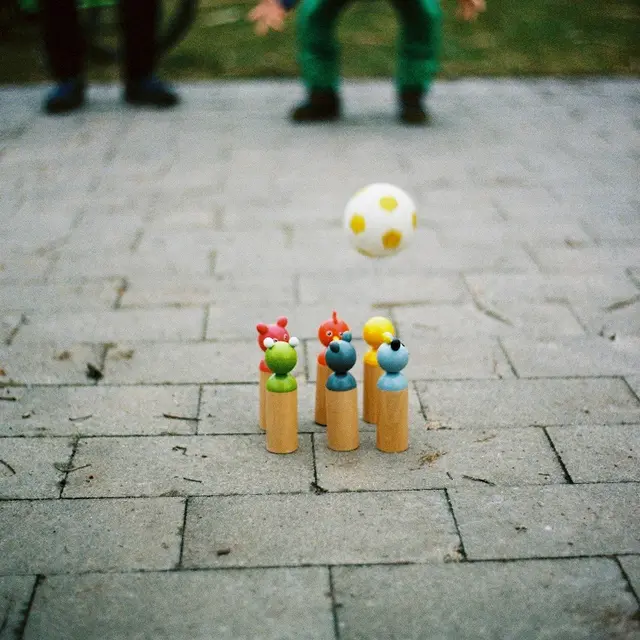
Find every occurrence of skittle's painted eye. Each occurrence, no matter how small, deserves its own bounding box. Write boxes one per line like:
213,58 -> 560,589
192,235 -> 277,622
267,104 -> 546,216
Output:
339,332 -> 344,337
326,331 -> 333,337
283,334 -> 289,341
272,338 -> 278,342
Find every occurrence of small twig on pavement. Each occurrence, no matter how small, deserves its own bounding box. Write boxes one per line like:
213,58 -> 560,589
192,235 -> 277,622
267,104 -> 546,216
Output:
69,414 -> 93,422
162,413 -> 200,421
182,477 -> 203,483
462,474 -> 495,485
54,463 -> 91,473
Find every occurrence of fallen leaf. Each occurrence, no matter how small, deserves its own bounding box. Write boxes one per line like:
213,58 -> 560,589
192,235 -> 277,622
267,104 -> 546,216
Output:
419,450 -> 447,466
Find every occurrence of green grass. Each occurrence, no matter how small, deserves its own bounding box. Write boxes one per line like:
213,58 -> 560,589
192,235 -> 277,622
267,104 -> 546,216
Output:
0,0 -> 638,83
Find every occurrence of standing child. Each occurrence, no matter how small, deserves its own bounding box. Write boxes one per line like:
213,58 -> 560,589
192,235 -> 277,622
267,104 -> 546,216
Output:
249,0 -> 485,124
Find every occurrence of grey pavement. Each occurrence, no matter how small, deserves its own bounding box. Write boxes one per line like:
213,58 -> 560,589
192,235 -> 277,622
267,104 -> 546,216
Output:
0,78 -> 639,639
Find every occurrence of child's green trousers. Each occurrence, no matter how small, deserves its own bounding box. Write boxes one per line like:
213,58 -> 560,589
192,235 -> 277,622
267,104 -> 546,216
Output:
295,0 -> 442,93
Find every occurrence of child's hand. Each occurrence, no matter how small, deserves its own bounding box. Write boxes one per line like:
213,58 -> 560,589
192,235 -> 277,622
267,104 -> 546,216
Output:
248,0 -> 286,35
457,0 -> 486,21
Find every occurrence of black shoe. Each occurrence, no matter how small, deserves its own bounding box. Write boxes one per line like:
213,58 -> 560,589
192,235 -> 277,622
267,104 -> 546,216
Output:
291,89 -> 340,122
399,89 -> 430,125
43,79 -> 85,115
124,76 -> 179,108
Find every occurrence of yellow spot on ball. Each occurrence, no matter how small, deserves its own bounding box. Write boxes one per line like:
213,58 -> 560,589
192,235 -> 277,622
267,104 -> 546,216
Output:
412,211 -> 417,229
350,214 -> 366,234
379,196 -> 398,212
382,229 -> 402,250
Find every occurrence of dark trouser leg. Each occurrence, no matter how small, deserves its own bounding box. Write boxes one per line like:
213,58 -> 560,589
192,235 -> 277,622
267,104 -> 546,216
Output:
41,0 -> 85,81
296,0 -> 351,91
119,0 -> 160,84
389,0 -> 442,94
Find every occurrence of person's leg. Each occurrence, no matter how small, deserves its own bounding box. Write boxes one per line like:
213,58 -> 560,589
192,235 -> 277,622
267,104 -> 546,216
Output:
40,0 -> 86,114
291,0 -> 351,122
389,0 -> 442,124
120,0 -> 179,107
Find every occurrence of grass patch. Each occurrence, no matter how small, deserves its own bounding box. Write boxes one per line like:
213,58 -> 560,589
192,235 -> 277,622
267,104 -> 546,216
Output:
0,0 -> 638,83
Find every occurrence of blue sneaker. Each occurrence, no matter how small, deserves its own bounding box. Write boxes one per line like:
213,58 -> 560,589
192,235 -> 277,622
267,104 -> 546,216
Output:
43,79 -> 85,115
124,76 -> 179,108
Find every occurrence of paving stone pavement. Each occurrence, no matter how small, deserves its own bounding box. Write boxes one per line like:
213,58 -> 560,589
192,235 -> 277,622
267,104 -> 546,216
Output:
0,78 -> 639,639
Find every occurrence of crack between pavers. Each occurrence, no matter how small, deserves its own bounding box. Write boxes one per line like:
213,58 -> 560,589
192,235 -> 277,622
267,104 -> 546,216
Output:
57,436 -> 81,498
177,498 -> 189,569
411,379 -> 429,422
4,313 -> 28,346
542,427 -> 574,484
621,376 -> 640,404
615,556 -> 640,606
328,566 -> 342,640
0,554 -> 635,581
444,488 -> 468,561
194,385 -> 204,436
496,337 -> 519,379
16,574 -> 44,640
1,374 -> 637,395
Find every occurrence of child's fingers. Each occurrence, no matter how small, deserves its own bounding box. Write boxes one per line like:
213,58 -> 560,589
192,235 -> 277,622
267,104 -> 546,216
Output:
251,16 -> 269,35
268,14 -> 285,30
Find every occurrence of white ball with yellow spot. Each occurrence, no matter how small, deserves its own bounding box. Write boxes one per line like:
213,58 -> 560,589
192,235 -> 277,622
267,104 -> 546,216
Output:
344,183 -> 417,258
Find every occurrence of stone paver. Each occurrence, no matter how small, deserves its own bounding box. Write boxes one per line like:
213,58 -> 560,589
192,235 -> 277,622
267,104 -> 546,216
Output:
534,246 -> 640,273
438,221 -> 592,247
465,272 -> 640,309
63,435 -> 314,497
183,491 -> 460,568
50,249 -> 214,281
0,385 -> 199,437
315,428 -> 564,491
121,275 -> 296,308
392,302 -> 584,340
333,559 -> 640,640
416,378 -> 640,428
570,295 -> 640,337
200,382 -> 337,434
0,252 -> 52,284
14,309 -> 205,343
0,575 -> 35,640
0,498 -> 183,574
546,424 -> 640,483
102,341 -> 301,384
450,483 -> 640,559
501,336 -> 640,377
298,273 -> 468,306
0,79 -> 638,637
0,438 -> 72,499
0,343 -> 103,385
25,568 -> 334,640
0,280 -> 122,313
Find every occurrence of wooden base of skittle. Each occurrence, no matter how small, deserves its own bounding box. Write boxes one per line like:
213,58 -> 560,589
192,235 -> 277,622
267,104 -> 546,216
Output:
314,362 -> 330,426
326,388 -> 359,451
376,387 -> 409,453
266,389 -> 298,454
363,361 -> 383,424
259,369 -> 270,430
